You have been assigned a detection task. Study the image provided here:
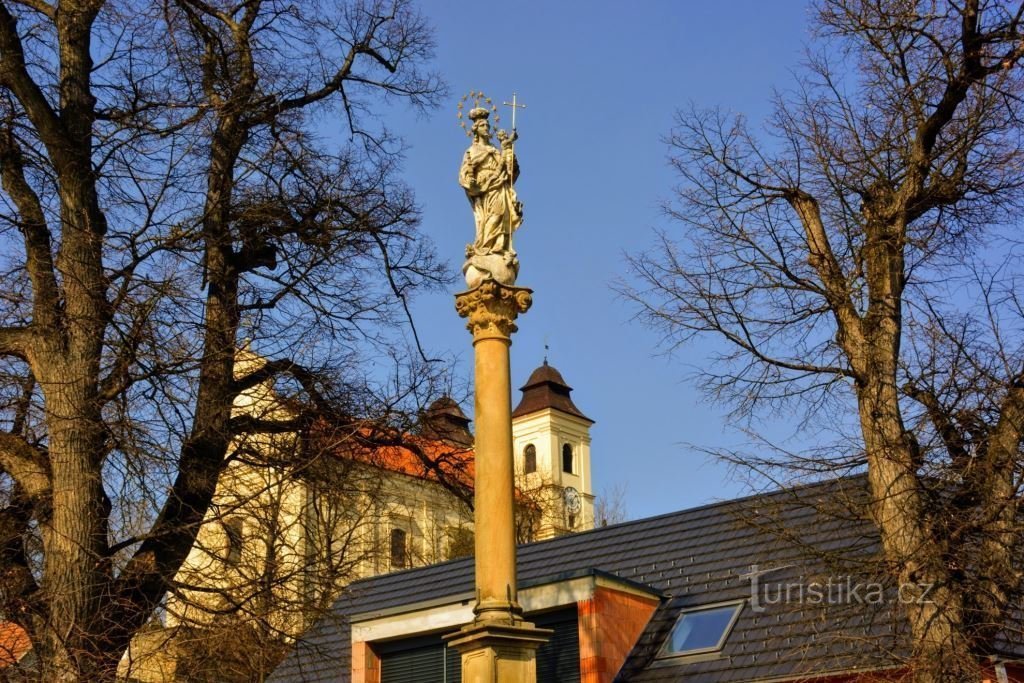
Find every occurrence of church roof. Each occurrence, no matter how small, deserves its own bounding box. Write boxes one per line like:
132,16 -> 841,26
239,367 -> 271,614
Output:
0,622 -> 31,669
310,419 -> 475,492
511,361 -> 593,423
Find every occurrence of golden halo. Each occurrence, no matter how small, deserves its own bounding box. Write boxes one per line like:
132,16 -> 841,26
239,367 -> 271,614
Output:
457,90 -> 500,138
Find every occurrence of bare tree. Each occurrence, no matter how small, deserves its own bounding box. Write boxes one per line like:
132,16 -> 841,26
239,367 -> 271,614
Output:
0,0 -> 446,679
624,1 -> 1024,680
594,483 -> 628,527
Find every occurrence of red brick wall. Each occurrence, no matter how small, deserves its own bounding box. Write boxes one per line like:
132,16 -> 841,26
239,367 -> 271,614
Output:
578,586 -> 660,683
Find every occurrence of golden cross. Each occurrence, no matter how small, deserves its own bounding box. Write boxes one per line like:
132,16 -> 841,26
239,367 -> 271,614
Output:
503,92 -> 527,130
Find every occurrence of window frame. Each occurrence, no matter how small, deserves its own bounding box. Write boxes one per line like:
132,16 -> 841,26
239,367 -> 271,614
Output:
561,443 -> 574,474
389,526 -> 408,570
656,600 -> 744,660
223,517 -> 244,566
523,443 -> 537,474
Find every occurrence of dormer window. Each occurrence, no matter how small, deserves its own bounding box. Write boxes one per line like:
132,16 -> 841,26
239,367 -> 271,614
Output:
524,444 -> 537,474
658,602 -> 743,658
562,443 -> 574,474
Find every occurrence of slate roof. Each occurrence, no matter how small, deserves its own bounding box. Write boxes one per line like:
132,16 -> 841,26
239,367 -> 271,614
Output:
269,476 -> 1023,682
511,361 -> 592,422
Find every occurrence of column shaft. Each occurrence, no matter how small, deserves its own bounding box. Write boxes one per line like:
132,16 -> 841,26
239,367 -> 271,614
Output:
472,335 -> 518,619
449,281 -> 549,683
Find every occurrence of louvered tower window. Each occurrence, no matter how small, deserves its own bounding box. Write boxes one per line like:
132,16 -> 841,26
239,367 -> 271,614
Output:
562,443 -> 574,474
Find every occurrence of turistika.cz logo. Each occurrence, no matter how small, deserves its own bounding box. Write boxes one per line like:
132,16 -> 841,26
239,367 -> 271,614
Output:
742,564 -> 936,613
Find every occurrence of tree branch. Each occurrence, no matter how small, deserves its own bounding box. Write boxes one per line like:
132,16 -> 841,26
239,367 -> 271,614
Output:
787,191 -> 866,367
0,124 -> 60,334
0,3 -> 67,165
0,432 -> 48,499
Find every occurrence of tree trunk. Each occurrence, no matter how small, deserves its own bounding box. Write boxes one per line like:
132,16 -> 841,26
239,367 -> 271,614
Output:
36,356 -> 110,681
856,359 -> 978,681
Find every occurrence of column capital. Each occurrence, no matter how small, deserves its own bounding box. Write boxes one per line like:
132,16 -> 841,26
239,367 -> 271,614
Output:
455,280 -> 533,342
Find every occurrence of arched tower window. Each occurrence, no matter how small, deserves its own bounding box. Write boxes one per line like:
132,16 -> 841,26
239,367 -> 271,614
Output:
562,443 -> 574,474
524,444 -> 537,474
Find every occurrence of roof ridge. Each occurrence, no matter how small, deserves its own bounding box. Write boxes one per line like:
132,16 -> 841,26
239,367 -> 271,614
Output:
518,472 -> 868,546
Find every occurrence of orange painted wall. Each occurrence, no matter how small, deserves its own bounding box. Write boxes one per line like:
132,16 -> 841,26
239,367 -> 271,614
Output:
578,586 -> 660,683
351,641 -> 380,683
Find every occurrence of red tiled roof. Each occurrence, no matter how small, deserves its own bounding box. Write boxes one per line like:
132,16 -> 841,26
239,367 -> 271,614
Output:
311,420 -> 475,489
369,436 -> 475,488
0,622 -> 30,668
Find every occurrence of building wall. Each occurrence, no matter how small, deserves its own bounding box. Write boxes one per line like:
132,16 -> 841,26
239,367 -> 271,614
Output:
512,408 -> 595,539
124,353 -> 597,680
577,586 -> 659,683
122,356 -> 475,681
165,457 -> 473,636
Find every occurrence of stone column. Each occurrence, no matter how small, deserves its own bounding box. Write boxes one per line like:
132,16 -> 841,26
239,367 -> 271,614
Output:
446,280 -> 550,682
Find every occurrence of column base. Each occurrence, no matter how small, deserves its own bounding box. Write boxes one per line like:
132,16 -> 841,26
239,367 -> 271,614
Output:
445,621 -> 552,683
473,596 -> 527,623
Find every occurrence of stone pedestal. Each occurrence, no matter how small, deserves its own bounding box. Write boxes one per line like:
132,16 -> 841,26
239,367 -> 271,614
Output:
450,280 -> 550,681
446,622 -> 551,683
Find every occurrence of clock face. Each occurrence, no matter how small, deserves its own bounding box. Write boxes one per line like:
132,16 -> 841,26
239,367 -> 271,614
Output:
564,486 -> 582,514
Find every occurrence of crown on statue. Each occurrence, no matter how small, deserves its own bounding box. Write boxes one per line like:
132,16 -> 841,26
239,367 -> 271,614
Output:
457,90 -> 500,137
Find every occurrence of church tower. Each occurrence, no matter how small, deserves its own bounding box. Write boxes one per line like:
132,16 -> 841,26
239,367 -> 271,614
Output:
511,361 -> 595,540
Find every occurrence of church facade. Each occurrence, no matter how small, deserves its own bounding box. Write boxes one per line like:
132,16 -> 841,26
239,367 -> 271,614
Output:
118,354 -> 595,682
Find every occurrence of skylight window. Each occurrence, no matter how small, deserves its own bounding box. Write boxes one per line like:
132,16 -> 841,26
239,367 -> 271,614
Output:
659,602 -> 743,658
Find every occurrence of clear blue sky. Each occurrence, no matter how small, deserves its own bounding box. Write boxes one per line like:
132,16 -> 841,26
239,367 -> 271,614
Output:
388,1 -> 815,520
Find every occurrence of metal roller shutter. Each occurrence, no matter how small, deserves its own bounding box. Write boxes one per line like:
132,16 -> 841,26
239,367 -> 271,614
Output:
379,635 -> 446,683
533,607 -> 581,683
377,606 -> 579,683
445,643 -> 461,683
